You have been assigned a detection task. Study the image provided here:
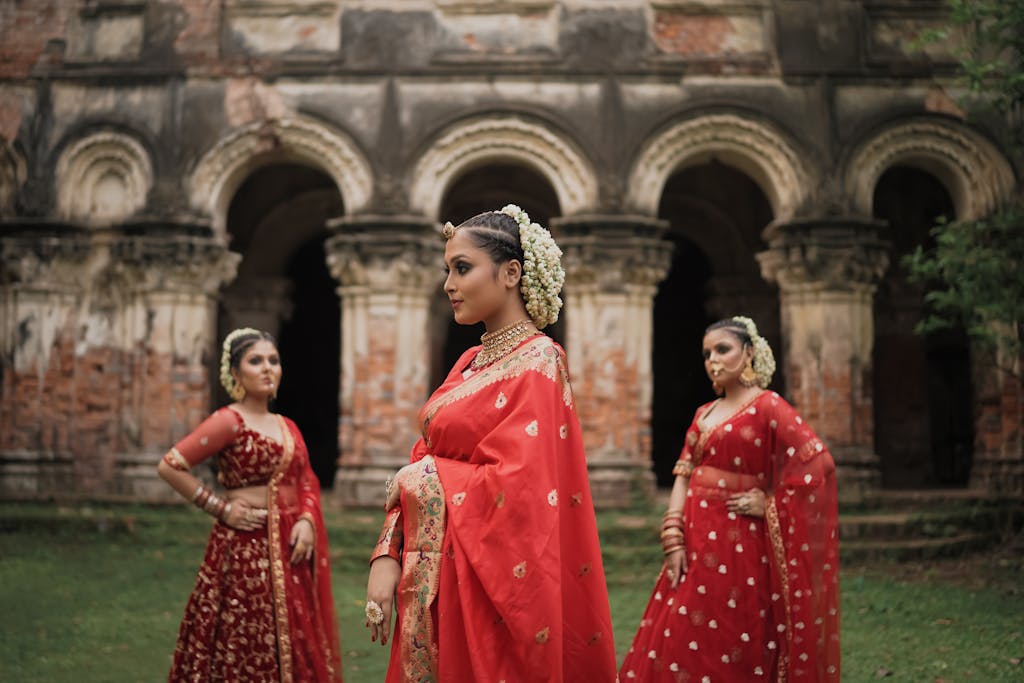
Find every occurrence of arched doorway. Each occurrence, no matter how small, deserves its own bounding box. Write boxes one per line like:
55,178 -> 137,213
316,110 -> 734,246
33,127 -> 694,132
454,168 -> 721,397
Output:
219,163 -> 344,486
652,161 -> 778,485
872,165 -> 973,488
433,162 -> 562,386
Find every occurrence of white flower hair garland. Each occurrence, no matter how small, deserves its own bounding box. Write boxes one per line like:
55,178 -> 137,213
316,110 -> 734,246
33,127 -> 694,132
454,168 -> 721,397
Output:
220,327 -> 261,398
499,204 -> 565,329
732,316 -> 776,388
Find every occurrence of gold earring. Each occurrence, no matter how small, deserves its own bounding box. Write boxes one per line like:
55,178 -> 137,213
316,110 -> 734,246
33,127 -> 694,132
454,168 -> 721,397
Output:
740,362 -> 758,387
230,382 -> 246,401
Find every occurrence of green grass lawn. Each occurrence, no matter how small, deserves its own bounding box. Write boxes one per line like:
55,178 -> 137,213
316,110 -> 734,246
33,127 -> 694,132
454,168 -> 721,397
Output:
1,503 -> 1021,682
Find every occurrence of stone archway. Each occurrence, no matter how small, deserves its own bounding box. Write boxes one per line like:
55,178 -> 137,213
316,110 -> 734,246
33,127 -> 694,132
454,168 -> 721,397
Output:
651,161 -> 778,485
54,130 -> 153,225
627,112 -> 814,223
219,162 -> 344,486
408,113 -> 598,219
844,116 -> 1015,221
189,116 -> 373,234
871,165 -> 972,488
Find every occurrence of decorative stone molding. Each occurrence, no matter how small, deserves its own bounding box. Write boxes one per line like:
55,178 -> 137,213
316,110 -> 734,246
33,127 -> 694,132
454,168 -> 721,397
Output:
844,117 -> 1016,221
627,113 -> 813,221
108,232 -> 240,297
409,114 -> 598,219
189,116 -> 373,234
325,216 -> 442,294
557,214 -> 672,293
55,131 -> 153,226
758,217 -> 891,294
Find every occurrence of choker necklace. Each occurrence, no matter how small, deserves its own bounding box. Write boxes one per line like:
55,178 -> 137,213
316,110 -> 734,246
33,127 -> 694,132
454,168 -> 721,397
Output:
472,319 -> 537,369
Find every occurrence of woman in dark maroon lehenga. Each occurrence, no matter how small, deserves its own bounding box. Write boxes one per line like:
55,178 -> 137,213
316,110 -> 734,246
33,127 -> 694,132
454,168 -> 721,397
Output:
157,329 -> 342,682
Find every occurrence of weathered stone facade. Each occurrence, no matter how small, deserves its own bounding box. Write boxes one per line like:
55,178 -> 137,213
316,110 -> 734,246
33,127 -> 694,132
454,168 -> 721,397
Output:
1,0 -> 1020,505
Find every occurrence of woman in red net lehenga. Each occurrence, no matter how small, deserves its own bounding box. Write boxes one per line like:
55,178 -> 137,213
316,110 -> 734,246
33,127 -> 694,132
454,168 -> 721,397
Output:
619,317 -> 840,683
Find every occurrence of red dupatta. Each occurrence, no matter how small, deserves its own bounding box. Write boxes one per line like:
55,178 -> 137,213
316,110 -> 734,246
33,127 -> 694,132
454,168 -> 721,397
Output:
377,335 -> 617,683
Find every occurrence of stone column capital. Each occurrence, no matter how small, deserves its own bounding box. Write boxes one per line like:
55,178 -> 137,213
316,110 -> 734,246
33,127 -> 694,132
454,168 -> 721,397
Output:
552,214 -> 672,290
757,216 -> 890,293
325,214 -> 442,292
109,225 -> 240,295
0,222 -> 92,290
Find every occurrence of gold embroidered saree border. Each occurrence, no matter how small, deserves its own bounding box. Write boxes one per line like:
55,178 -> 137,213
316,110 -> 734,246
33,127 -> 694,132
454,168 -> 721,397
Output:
766,496 -> 790,683
398,456 -> 445,682
421,336 -> 572,430
267,415 -> 295,683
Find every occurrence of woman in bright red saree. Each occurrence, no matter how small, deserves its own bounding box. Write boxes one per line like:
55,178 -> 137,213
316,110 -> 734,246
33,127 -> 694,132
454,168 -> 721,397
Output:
619,317 -> 840,682
364,206 -> 617,682
157,329 -> 342,682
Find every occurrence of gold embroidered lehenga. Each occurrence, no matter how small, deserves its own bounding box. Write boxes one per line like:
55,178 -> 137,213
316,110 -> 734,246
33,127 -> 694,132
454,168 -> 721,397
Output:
167,407 -> 342,682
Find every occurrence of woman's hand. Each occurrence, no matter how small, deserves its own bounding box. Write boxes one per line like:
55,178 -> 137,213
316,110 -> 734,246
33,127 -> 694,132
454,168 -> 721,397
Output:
289,518 -> 315,564
727,488 -> 766,518
222,500 -> 268,532
664,546 -> 688,590
366,556 -> 401,646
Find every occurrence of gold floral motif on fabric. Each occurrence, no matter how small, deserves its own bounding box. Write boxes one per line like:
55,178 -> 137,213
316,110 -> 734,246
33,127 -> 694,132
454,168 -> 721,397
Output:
267,415 -> 295,683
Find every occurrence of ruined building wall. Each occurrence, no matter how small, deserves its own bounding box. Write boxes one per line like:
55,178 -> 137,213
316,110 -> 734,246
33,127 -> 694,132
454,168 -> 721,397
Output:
0,1 -> 1019,503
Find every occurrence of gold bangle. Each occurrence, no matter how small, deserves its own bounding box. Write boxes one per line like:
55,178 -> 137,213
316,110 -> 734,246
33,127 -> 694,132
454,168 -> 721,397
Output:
672,460 -> 695,477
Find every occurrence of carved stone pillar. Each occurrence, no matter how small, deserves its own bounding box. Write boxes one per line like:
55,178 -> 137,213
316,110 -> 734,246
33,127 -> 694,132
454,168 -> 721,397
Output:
326,215 -> 442,507
757,217 -> 889,503
0,223 -> 238,500
969,341 -> 1024,495
0,226 -> 92,498
107,228 -> 240,499
554,214 -> 671,506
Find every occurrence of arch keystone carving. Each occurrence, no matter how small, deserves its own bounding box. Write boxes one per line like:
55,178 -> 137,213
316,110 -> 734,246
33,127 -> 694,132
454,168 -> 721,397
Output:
409,114 -> 598,218
845,117 -> 1016,220
189,116 -> 373,234
627,113 -> 812,222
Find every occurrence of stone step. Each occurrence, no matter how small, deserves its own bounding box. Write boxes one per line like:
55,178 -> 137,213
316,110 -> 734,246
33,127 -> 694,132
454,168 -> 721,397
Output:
839,532 -> 998,563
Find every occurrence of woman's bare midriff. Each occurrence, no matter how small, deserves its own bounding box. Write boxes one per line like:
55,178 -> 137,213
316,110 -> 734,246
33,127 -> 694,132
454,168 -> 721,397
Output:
226,485 -> 269,509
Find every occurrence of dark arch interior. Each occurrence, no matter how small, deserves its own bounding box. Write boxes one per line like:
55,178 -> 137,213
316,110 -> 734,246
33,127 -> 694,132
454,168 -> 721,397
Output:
652,161 -> 776,486
872,165 -> 973,488
434,163 -> 562,387
222,163 -> 343,487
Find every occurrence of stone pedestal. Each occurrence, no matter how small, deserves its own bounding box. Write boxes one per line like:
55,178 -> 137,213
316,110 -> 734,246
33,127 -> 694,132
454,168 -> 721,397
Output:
554,214 -> 671,507
326,215 -> 442,507
0,221 -> 238,500
757,217 -> 890,503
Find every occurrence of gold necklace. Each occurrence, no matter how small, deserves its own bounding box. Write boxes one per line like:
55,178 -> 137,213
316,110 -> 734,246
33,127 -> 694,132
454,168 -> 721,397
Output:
471,319 -> 537,369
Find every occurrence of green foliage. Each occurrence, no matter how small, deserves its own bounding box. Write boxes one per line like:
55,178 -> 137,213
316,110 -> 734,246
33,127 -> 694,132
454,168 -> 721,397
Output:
904,205 -> 1024,364
903,0 -> 1024,370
